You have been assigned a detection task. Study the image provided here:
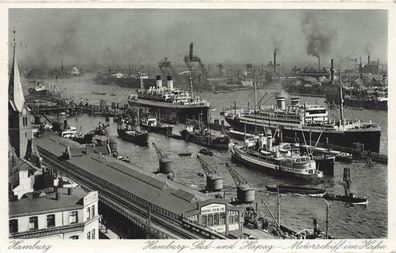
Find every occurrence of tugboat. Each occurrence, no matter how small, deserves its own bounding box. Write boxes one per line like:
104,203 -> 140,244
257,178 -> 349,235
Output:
140,116 -> 173,135
230,135 -> 323,181
323,168 -> 368,205
265,184 -> 326,196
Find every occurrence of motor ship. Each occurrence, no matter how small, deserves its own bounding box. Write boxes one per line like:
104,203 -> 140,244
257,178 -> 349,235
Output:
128,75 -> 210,123
230,135 -> 323,180
224,59 -> 381,153
180,124 -> 230,150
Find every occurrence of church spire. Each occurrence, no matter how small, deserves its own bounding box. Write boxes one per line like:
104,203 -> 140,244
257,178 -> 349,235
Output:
9,28 -> 25,113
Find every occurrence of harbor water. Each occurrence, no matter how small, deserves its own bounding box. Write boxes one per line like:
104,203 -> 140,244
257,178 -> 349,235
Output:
36,76 -> 387,239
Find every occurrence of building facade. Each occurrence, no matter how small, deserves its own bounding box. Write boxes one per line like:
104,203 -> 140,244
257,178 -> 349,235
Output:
9,188 -> 99,239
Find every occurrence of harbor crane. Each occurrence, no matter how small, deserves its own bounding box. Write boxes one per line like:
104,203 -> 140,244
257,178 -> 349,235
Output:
225,163 -> 255,203
184,42 -> 208,88
152,142 -> 172,174
196,155 -> 223,192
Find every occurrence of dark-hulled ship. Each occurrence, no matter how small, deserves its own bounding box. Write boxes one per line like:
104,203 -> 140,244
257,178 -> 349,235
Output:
224,60 -> 381,153
94,67 -> 157,88
128,76 -> 210,124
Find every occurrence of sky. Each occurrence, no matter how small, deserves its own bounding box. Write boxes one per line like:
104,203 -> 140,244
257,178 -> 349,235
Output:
9,9 -> 388,68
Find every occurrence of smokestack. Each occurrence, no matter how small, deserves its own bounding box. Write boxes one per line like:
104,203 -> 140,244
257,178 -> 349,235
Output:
368,55 -> 370,65
273,51 -> 277,73
156,75 -> 162,89
189,43 -> 193,60
355,58 -> 357,72
276,96 -> 286,111
359,57 -> 363,81
330,59 -> 334,84
167,76 -> 174,90
318,56 -> 321,70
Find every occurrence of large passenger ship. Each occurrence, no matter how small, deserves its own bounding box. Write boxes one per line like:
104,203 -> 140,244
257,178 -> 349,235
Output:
224,60 -> 381,153
128,76 -> 210,123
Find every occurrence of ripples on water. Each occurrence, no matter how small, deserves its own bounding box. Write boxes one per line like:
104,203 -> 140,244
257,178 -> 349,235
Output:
37,76 -> 387,238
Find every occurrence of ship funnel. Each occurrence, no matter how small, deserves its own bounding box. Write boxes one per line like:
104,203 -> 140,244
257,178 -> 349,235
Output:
291,97 -> 300,107
266,135 -> 273,152
276,96 -> 286,111
156,75 -> 162,89
167,76 -> 174,90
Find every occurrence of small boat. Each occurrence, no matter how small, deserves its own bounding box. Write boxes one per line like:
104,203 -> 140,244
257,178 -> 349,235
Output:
323,193 -> 368,205
178,152 -> 192,156
166,133 -> 184,140
92,91 -> 106,95
266,184 -> 326,196
117,128 -> 148,146
116,156 -> 130,163
224,128 -> 255,141
199,148 -> 213,156
140,117 -> 173,135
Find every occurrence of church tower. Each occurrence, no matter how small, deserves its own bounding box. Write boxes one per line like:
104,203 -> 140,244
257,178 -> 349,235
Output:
9,30 -> 32,158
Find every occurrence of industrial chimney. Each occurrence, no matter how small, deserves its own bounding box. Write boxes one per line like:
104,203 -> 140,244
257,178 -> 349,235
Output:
368,55 -> 370,65
330,59 -> 334,84
189,43 -> 194,61
318,56 -> 321,70
273,51 -> 277,74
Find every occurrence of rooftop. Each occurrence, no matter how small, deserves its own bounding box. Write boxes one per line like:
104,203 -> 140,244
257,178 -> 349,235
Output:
9,187 -> 88,218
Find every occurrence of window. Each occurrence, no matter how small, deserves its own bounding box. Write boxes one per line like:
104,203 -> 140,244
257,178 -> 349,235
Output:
69,211 -> 78,224
47,214 -> 55,228
29,216 -> 38,230
9,219 -> 18,233
70,235 -> 79,239
91,229 -> 95,239
86,207 -> 91,220
208,214 -> 214,227
87,231 -> 91,239
202,215 -> 207,226
214,213 -> 219,226
219,213 -> 226,225
91,205 -> 95,218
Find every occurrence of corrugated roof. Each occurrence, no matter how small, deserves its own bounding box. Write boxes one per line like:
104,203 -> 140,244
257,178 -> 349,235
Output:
172,189 -> 199,203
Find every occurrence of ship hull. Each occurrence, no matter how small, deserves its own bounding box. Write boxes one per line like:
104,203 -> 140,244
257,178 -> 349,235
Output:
129,99 -> 209,124
224,117 -> 381,153
180,130 -> 230,150
95,77 -> 157,88
265,185 -> 326,195
117,129 -> 149,146
140,123 -> 173,135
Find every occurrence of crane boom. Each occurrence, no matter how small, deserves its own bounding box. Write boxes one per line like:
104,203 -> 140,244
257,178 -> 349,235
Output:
197,155 -> 217,176
226,163 -> 249,186
152,142 -> 168,160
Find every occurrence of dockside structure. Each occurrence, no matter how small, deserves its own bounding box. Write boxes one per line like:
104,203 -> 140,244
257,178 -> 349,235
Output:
34,134 -> 243,236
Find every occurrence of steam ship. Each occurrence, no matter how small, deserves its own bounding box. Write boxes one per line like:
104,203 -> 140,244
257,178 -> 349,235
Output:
128,76 -> 210,123
94,67 -> 157,88
224,59 -> 381,153
230,137 -> 323,180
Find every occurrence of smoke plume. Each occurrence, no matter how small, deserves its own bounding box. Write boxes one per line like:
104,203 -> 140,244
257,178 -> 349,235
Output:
301,13 -> 335,58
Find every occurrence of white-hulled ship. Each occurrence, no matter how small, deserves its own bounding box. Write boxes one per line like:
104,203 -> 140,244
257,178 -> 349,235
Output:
230,135 -> 323,180
128,75 -> 210,123
224,59 -> 381,153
